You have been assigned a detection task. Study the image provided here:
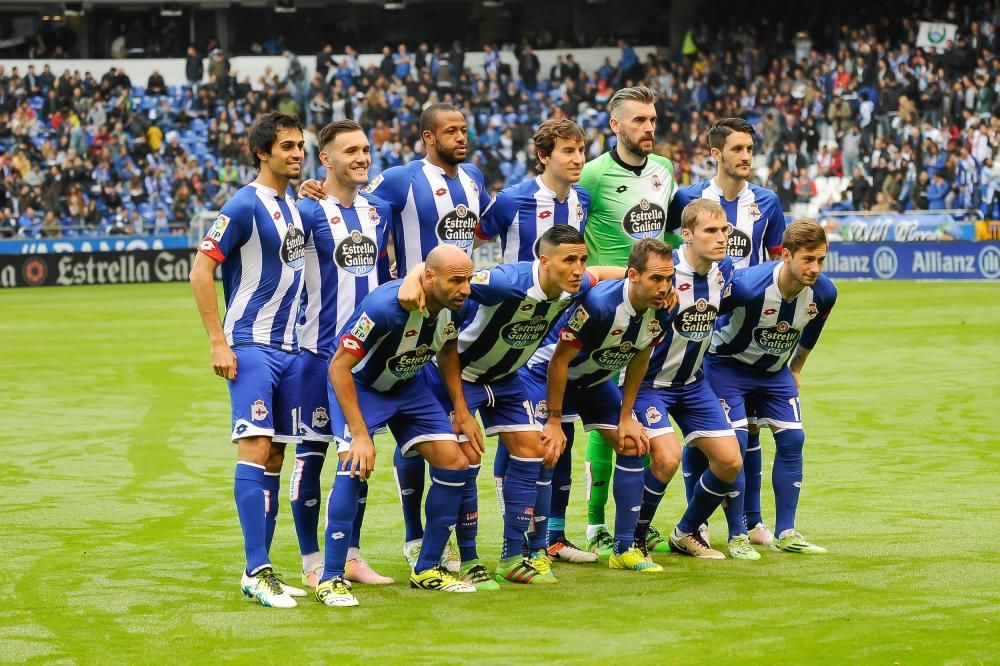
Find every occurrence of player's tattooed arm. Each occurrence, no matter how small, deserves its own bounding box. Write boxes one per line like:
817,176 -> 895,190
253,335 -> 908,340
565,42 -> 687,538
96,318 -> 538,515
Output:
329,347 -> 375,479
190,252 -> 237,379
542,341 -> 576,466
788,345 -> 811,391
618,345 -> 652,455
437,341 -> 484,454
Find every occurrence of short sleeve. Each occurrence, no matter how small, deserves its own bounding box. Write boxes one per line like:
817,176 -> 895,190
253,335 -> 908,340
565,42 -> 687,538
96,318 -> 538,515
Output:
558,300 -> 602,349
477,188 -> 516,240
199,194 -> 252,262
764,193 -> 786,253
339,295 -> 392,357
364,165 -> 409,211
799,281 -> 837,350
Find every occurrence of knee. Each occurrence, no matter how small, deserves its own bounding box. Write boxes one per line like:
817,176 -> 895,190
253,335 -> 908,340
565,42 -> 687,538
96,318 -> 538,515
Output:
432,445 -> 470,471
712,446 -> 743,482
650,449 -> 680,482
774,429 -> 806,459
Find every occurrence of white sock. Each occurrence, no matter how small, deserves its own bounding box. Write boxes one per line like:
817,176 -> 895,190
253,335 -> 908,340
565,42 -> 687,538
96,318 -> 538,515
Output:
302,551 -> 322,573
585,524 -> 608,541
778,529 -> 796,539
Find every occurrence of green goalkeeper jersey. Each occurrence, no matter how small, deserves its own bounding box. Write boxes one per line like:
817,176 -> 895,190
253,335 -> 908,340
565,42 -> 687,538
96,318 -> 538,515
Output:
579,150 -> 680,267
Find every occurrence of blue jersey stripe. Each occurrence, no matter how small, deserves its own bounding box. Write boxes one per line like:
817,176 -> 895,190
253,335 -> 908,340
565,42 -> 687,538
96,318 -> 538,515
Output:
714,293 -> 764,357
672,274 -> 710,382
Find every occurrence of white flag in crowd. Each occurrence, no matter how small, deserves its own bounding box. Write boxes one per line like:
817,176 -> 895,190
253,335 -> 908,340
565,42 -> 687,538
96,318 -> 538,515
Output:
916,21 -> 958,51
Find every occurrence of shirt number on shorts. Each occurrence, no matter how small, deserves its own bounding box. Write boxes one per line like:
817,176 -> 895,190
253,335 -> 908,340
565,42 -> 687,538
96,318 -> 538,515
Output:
788,397 -> 801,422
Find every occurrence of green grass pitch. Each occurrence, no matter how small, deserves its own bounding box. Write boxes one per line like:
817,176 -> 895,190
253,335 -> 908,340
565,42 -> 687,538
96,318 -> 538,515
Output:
2,280 -> 999,664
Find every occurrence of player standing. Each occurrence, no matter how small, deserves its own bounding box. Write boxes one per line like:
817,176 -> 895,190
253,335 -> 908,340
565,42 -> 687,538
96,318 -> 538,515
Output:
704,219 -> 837,555
667,117 -> 786,545
578,86 -> 680,556
630,200 -> 750,560
523,238 -> 676,572
189,111 -> 310,608
474,118 -> 597,564
300,104 -> 491,570
315,245 -> 479,607
290,120 -> 395,588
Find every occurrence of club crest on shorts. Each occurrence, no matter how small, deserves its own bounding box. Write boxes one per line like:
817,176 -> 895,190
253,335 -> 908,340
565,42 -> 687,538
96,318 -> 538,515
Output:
718,399 -> 731,416
251,400 -> 269,421
645,406 -> 662,425
312,407 -> 329,428
535,400 -> 548,420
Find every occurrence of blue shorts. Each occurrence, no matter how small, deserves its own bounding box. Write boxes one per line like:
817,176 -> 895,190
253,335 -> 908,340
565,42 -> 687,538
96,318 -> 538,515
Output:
228,344 -> 302,444
634,377 -> 735,444
519,370 -> 622,431
328,372 -> 458,456
703,355 -> 803,432
296,350 -> 334,442
425,369 -> 540,439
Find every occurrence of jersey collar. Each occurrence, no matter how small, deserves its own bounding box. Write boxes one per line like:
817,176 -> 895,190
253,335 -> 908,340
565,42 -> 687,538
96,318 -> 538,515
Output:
528,259 -> 571,302
708,177 -> 749,202
422,158 -> 458,178
534,176 -> 570,204
675,244 -> 715,277
609,147 -> 646,177
250,181 -> 281,199
621,278 -> 637,317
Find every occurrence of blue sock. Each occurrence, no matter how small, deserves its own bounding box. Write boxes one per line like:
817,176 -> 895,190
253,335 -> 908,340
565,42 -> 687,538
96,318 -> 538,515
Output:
415,466 -> 467,573
682,445 -> 709,504
744,431 -> 764,527
677,468 -> 732,535
263,471 -> 281,553
724,431 -> 749,539
289,442 -> 326,556
351,482 -> 368,549
321,460 -> 362,581
612,454 -> 645,555
773,429 -> 805,535
394,447 -> 425,542
457,464 -> 481,563
635,468 -> 668,545
528,466 -> 554,551
501,456 -> 542,560
493,440 -> 510,477
549,423 -> 574,541
234,462 -> 269,575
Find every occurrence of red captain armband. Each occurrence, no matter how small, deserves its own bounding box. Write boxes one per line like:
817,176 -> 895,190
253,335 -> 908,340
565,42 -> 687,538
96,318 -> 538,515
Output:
198,237 -> 226,263
340,335 -> 366,357
581,271 -> 596,288
557,327 -> 584,349
767,244 -> 783,258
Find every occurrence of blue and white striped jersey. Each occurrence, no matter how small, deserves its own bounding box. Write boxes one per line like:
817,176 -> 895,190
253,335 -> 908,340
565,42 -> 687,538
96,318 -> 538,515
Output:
527,279 -> 674,388
645,248 -> 734,387
455,261 -> 595,384
709,261 -> 837,372
668,179 -> 785,269
199,182 -> 307,352
476,176 -> 590,263
365,159 -> 491,277
338,280 -> 458,393
296,192 -> 392,358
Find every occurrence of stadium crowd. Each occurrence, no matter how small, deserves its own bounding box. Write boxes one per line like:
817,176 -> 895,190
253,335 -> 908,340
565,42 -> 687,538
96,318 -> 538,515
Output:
0,0 -> 998,239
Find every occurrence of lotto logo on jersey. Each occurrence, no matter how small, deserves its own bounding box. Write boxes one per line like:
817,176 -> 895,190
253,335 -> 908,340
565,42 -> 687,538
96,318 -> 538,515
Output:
727,228 -> 752,261
335,230 -> 377,275
567,306 -> 590,332
622,199 -> 666,240
500,316 -> 550,349
251,400 -> 269,421
386,344 -> 435,379
538,210 -> 552,220
207,214 -> 230,241
674,298 -> 718,341
351,313 -> 376,341
436,205 -> 478,249
312,407 -> 330,428
280,225 -> 306,270
752,322 -> 801,354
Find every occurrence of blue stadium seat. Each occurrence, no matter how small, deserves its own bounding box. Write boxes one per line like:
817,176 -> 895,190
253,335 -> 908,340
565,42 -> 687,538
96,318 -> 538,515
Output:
29,97 -> 44,111
132,86 -> 146,98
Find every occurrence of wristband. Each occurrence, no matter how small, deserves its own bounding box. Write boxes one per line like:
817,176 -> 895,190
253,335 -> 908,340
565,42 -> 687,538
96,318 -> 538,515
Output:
548,409 -> 563,418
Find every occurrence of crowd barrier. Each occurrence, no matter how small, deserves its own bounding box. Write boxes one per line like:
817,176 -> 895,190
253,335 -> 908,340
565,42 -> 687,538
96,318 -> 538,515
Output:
0,235 -> 192,255
0,248 -> 199,288
825,242 -> 1000,280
